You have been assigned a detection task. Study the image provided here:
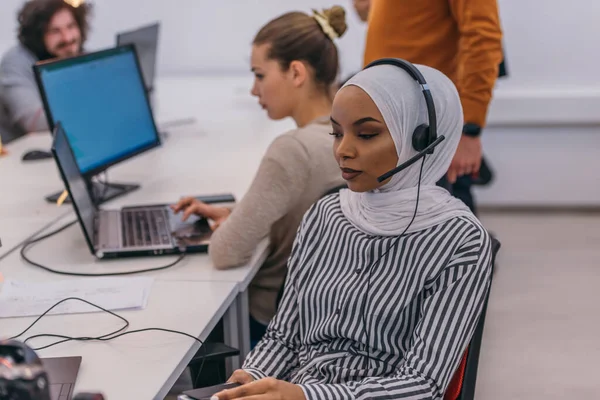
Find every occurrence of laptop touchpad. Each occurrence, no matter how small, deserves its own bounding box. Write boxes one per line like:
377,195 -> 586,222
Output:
168,210 -> 212,246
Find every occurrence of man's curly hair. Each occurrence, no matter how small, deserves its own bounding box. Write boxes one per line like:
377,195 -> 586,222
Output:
17,0 -> 92,60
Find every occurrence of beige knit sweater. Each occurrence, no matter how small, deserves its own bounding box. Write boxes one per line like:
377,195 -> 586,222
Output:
209,116 -> 344,324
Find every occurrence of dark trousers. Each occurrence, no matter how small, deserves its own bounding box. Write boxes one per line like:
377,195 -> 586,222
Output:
250,315 -> 268,349
437,175 -> 477,216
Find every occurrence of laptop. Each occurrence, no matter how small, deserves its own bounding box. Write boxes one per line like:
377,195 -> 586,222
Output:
51,121 -> 216,259
42,356 -> 82,400
116,22 -> 160,92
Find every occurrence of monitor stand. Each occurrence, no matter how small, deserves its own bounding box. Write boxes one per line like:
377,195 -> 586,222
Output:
45,180 -> 140,205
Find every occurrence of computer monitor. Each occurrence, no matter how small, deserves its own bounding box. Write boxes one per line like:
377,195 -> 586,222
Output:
34,45 -> 161,203
116,22 -> 160,92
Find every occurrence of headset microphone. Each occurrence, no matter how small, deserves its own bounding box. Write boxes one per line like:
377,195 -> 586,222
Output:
377,135 -> 445,182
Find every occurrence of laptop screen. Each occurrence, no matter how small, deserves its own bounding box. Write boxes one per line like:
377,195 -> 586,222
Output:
35,45 -> 160,176
116,22 -> 160,91
51,122 -> 96,253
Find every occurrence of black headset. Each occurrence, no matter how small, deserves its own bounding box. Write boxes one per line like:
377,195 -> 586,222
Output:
364,57 -> 438,152
364,58 -> 446,183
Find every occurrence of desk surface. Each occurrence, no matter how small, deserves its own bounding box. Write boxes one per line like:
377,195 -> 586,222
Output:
0,211 -> 71,261
1,218 -> 269,292
3,279 -> 238,400
0,134 -> 71,258
0,129 -> 270,290
0,73 -> 294,259
0,74 -> 285,399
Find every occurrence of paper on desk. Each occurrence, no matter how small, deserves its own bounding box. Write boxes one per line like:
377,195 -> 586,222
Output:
0,277 -> 154,318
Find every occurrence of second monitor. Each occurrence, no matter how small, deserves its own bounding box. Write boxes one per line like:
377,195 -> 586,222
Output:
116,22 -> 160,93
34,44 -> 161,204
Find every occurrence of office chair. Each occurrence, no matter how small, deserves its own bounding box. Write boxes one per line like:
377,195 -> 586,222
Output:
444,236 -> 501,400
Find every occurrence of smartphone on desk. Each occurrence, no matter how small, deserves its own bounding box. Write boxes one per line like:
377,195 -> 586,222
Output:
179,382 -> 241,400
195,194 -> 236,205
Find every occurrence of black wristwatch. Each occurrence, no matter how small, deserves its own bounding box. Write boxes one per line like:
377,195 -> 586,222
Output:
463,123 -> 482,137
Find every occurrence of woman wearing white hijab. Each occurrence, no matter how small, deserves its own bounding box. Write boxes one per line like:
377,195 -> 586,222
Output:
213,63 -> 493,400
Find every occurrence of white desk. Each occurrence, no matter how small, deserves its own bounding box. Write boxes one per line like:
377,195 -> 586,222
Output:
0,122 -> 268,257
0,134 -> 73,259
0,128 -> 270,374
2,280 -> 239,400
0,73 -> 294,396
0,73 -> 294,259
0,212 -> 71,262
0,213 -> 268,362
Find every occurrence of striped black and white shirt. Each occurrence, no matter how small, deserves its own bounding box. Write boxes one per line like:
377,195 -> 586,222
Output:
242,194 -> 493,400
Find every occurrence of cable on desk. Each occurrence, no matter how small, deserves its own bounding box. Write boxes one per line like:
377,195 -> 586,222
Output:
20,220 -> 187,277
7,297 -> 207,385
8,297 -> 129,348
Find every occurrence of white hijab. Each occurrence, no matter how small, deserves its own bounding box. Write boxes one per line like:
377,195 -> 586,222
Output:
338,64 -> 473,236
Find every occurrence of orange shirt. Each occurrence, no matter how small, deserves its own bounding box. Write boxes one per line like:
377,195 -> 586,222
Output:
364,0 -> 503,127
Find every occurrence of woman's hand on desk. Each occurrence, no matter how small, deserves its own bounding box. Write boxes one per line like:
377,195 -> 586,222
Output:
171,197 -> 231,230
227,369 -> 255,385
214,372 -> 305,400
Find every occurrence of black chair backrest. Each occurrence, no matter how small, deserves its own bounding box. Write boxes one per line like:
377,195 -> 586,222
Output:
458,235 -> 500,400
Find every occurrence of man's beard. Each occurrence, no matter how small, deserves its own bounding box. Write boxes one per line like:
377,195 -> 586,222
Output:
36,40 -> 81,61
28,40 -> 81,61
53,39 -> 81,57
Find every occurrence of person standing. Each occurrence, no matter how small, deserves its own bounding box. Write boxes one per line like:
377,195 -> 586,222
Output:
359,0 -> 503,214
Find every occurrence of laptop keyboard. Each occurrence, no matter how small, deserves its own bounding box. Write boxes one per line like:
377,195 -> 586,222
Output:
50,383 -> 73,400
121,208 -> 172,248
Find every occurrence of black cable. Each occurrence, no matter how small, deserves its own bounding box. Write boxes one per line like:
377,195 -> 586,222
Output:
20,220 -> 187,277
9,297 -> 129,344
15,210 -> 210,381
360,156 -> 426,371
8,297 -> 207,384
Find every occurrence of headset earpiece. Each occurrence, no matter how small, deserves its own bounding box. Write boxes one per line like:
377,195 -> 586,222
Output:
363,58 -> 439,154
412,124 -> 430,152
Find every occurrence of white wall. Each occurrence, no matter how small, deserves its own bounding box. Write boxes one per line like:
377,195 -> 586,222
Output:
1,0 -> 598,89
488,0 -> 600,125
0,0 -> 368,78
1,0 -> 599,206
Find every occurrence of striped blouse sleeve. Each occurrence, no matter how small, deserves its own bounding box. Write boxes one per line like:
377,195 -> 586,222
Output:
298,229 -> 493,400
241,206 -> 314,381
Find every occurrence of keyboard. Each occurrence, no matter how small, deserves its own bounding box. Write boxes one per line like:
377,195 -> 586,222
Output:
121,208 -> 172,248
50,382 -> 73,400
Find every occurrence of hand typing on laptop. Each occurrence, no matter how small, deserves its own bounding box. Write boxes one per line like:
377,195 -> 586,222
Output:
210,370 -> 304,400
171,197 -> 231,230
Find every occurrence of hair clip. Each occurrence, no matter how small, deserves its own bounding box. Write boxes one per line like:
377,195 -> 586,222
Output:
64,0 -> 84,8
312,9 -> 339,41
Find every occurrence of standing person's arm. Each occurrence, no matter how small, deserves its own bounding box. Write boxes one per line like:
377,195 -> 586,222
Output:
447,0 -> 503,183
353,0 -> 371,22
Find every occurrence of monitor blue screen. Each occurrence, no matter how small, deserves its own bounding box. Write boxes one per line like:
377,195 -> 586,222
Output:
37,47 -> 159,174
